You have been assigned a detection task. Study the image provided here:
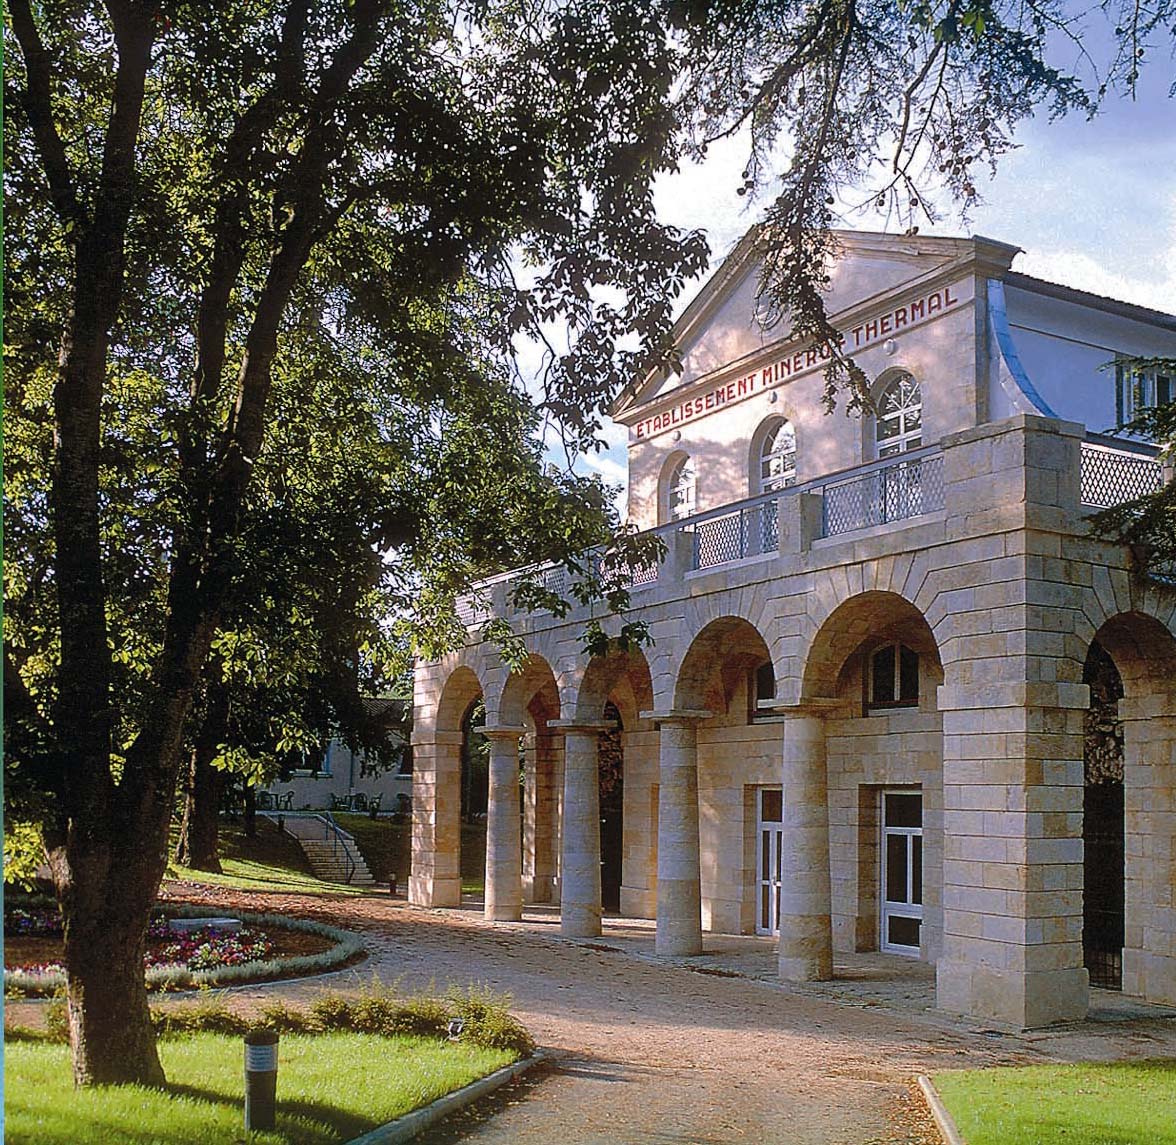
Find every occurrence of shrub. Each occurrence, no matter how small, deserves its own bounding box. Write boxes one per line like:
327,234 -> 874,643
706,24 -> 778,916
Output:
446,984 -> 534,1055
151,996 -> 248,1037
309,993 -> 353,1030
45,996 -> 69,1043
387,995 -> 449,1039
257,999 -> 315,1034
348,994 -> 400,1035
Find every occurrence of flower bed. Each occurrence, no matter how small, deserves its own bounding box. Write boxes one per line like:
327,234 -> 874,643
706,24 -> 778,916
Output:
4,903 -> 365,996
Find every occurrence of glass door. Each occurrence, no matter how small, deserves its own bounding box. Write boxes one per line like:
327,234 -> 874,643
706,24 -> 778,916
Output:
756,787 -> 784,935
881,789 -> 923,955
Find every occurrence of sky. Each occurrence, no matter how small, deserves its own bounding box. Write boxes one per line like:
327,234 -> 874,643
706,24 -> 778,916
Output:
570,36 -> 1176,512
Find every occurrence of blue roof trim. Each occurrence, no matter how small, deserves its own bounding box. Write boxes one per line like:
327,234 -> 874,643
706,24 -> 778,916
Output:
987,278 -> 1057,418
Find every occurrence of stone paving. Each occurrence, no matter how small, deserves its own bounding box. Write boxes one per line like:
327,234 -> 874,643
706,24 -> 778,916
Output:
135,884 -> 1176,1145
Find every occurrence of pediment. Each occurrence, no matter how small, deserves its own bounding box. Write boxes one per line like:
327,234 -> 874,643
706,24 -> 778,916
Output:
614,230 -> 1005,420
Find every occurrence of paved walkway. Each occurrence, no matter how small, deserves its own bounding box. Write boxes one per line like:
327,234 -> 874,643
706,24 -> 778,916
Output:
147,885 -> 1176,1144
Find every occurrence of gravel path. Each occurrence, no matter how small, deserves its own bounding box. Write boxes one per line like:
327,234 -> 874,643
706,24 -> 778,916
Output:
148,885 -> 1064,1144
10,884 -> 1173,1143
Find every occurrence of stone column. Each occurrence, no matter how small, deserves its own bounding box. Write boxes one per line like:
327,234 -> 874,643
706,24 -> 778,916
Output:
548,718 -> 615,937
642,709 -> 712,956
409,732 -> 462,907
936,680 -> 1089,1028
777,704 -> 836,981
522,729 -> 559,904
1121,687 -> 1176,1005
481,725 -> 525,922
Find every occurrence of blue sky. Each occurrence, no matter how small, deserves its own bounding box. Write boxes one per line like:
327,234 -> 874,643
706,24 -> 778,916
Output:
572,47 -> 1176,507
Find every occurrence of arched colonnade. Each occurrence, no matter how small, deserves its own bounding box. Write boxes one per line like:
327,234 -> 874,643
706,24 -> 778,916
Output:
411,583 -> 1176,1022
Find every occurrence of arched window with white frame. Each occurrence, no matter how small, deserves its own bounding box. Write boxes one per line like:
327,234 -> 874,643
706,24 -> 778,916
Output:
874,373 -> 922,458
665,455 -> 696,522
757,418 -> 797,492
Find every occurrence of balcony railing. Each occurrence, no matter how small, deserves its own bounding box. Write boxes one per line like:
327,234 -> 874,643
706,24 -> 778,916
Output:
1080,436 -> 1163,508
453,434 -> 1167,626
815,448 -> 945,539
693,496 -> 781,568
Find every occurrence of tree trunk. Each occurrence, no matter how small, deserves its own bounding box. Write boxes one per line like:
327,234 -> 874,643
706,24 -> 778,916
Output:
174,751 -> 225,871
46,822 -> 170,1087
64,907 -> 163,1087
174,679 -> 228,871
243,785 -> 257,838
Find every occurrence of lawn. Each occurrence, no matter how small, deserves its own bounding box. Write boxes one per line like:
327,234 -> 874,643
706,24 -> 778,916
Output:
5,1032 -> 516,1144
167,820 -> 372,897
933,1057 -> 1176,1145
335,816 -> 486,895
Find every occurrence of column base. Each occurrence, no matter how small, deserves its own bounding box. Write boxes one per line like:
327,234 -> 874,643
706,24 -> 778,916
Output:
936,960 -> 1089,1028
560,903 -> 601,938
409,874 -> 461,908
778,952 -> 833,981
485,901 -> 522,922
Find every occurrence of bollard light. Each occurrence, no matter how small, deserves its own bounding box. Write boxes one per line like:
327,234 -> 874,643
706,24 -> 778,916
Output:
446,1017 -> 465,1041
244,1028 -> 279,1131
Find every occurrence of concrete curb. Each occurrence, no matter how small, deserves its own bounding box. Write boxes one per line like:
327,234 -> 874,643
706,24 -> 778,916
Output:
916,1075 -> 966,1145
345,1050 -> 550,1145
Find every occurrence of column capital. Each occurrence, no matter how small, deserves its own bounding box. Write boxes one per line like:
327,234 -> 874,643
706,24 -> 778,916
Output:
639,708 -> 713,725
480,724 -> 527,739
546,718 -> 616,733
758,697 -> 840,717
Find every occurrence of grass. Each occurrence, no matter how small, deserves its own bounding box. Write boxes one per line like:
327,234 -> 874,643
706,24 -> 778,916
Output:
932,1057 -> 1176,1145
5,1031 -> 516,1144
166,820 -> 371,897
334,816 -> 486,895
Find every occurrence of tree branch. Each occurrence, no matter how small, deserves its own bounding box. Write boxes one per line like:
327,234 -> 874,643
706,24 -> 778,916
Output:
8,0 -> 83,228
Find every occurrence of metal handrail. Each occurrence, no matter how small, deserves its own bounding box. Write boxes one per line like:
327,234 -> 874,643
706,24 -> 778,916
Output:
258,809 -> 357,884
314,812 -> 357,885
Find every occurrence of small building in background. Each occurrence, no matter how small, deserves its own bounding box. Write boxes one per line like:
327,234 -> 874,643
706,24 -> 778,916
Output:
266,698 -> 413,814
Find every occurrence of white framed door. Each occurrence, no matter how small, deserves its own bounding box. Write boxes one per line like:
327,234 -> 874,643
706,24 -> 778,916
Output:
756,787 -> 784,936
880,789 -> 923,955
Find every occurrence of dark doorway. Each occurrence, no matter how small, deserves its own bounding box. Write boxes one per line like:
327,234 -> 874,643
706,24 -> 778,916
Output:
460,699 -> 487,822
600,702 -> 625,913
1083,640 -> 1125,989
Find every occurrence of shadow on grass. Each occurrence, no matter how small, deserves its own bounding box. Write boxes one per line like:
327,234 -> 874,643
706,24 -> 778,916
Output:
166,1081 -> 375,1140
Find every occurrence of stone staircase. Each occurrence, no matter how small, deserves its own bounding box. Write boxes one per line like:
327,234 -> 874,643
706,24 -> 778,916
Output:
270,814 -> 377,886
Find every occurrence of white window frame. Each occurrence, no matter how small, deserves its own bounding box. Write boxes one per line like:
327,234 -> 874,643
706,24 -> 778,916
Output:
880,788 -> 923,956
867,643 -> 919,710
874,373 -> 923,459
1117,363 -> 1174,426
755,786 -> 784,936
758,419 -> 797,492
667,456 -> 696,521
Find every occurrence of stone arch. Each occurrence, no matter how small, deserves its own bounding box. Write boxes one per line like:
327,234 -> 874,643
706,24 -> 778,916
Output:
436,664 -> 485,734
1082,608 -> 1176,1005
801,590 -> 941,703
574,646 -> 655,727
674,615 -> 774,716
495,653 -> 562,728
799,589 -> 944,963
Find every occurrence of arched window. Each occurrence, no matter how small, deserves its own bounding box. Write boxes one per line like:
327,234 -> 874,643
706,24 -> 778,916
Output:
758,419 -> 797,492
667,456 -> 696,521
875,373 -> 922,458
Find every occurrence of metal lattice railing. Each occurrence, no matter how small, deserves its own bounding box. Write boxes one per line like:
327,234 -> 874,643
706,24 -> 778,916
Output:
1080,442 -> 1163,508
693,500 -> 780,569
820,452 -> 945,538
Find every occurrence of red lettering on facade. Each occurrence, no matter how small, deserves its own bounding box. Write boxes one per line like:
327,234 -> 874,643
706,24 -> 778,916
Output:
910,299 -> 925,321
928,291 -> 943,314
880,314 -> 892,335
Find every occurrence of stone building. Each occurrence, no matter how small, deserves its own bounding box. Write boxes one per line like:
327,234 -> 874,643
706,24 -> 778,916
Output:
410,230 -> 1175,1029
